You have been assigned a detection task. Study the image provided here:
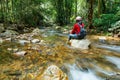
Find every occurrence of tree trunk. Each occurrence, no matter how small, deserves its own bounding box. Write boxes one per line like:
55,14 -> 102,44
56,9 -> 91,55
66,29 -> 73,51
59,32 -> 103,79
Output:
98,0 -> 101,17
75,0 -> 77,17
0,0 -> 4,22
101,0 -> 106,13
3,0 -> 7,27
11,0 -> 14,23
87,0 -> 94,31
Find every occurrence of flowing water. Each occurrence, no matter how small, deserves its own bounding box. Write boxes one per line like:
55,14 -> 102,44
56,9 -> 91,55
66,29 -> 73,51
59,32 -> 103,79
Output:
95,44 -> 120,53
106,56 -> 120,69
0,28 -> 120,80
68,64 -> 102,80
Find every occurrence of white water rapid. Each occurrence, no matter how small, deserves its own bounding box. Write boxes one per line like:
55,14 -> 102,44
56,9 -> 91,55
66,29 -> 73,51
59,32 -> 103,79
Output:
68,64 -> 102,80
106,56 -> 120,69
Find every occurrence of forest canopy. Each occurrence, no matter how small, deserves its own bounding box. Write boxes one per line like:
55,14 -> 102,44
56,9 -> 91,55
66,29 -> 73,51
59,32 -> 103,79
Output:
0,0 -> 120,32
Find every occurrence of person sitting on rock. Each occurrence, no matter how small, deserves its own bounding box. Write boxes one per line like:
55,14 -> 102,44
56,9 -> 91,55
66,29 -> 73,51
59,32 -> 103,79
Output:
68,16 -> 86,41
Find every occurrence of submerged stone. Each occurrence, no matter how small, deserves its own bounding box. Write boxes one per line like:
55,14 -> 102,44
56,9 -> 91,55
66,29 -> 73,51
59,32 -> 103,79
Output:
36,65 -> 68,80
23,73 -> 34,80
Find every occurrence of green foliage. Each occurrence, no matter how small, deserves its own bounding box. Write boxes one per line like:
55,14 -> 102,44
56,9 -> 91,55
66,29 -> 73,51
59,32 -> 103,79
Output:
77,0 -> 87,18
22,9 -> 44,26
52,0 -> 74,26
0,0 -> 45,26
93,13 -> 120,32
0,0 -> 119,31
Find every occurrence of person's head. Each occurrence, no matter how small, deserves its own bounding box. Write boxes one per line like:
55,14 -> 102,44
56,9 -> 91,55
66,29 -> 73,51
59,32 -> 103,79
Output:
76,16 -> 82,23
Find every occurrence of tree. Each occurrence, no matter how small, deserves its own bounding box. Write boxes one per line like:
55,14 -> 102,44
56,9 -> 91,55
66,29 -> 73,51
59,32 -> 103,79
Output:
52,0 -> 74,26
75,0 -> 77,17
87,0 -> 94,30
98,0 -> 106,17
0,0 -> 4,22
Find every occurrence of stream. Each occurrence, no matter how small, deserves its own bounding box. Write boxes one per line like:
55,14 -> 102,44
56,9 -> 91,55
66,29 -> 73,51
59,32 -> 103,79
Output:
0,28 -> 120,80
67,43 -> 120,80
48,29 -> 120,80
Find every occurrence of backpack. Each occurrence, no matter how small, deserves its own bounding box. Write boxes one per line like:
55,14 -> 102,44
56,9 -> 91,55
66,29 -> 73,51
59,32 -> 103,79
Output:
77,23 -> 87,39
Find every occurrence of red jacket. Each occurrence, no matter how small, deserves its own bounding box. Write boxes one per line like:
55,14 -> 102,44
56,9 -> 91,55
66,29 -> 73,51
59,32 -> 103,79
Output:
71,23 -> 84,34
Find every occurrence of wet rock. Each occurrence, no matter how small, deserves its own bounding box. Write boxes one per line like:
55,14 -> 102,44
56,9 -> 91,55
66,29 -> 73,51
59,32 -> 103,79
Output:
36,65 -> 68,80
23,27 -> 31,33
63,29 -> 69,34
7,48 -> 18,52
13,48 -> 19,52
23,73 -> 34,80
0,24 -> 5,33
0,38 -> 3,43
31,39 -> 40,43
70,39 -> 91,49
32,28 -> 41,35
13,51 -> 27,56
106,74 -> 120,80
31,45 -> 40,50
7,24 -> 18,31
16,33 -> 32,40
99,36 -> 106,43
7,48 -> 12,51
2,30 -> 19,37
55,26 -> 61,30
5,38 -> 12,41
38,40 -> 46,45
18,40 -> 30,45
4,70 -> 22,76
41,40 -> 45,43
42,34 -> 48,37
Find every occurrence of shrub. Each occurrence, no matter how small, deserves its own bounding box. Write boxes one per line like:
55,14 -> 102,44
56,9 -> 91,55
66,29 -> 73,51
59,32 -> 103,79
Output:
93,13 -> 120,32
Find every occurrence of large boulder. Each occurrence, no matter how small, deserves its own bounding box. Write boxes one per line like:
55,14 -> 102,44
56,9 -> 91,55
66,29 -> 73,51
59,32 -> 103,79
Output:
70,39 -> 91,49
36,65 -> 68,80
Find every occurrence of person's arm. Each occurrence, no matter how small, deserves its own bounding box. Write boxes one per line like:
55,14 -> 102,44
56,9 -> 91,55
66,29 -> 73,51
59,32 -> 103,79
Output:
71,24 -> 76,34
